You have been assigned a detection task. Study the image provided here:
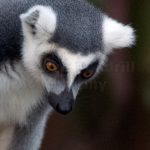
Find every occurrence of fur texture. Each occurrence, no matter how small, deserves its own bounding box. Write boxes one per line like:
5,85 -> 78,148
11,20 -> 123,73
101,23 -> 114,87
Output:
102,15 -> 135,53
0,0 -> 135,150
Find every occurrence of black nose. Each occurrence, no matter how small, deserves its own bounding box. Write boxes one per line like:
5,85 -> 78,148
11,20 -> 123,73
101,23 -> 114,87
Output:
56,104 -> 73,115
47,88 -> 75,115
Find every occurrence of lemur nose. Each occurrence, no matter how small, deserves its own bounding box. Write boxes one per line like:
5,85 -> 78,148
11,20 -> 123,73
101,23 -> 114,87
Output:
55,89 -> 74,115
47,88 -> 75,115
56,103 -> 73,115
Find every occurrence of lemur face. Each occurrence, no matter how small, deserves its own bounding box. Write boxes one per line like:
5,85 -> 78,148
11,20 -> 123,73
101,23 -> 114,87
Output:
20,5 -> 135,114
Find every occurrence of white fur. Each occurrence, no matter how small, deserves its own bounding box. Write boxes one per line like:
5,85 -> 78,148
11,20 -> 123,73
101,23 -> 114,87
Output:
0,4 -> 136,150
57,48 -> 102,88
42,75 -> 65,95
20,5 -> 57,41
20,6 -> 107,94
22,35 -> 102,92
20,10 -> 104,92
20,6 -> 57,82
0,63 -> 44,125
102,15 -> 135,54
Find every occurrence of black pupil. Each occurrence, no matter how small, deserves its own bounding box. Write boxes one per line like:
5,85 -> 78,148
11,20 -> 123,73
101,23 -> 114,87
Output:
48,62 -> 57,71
51,64 -> 55,69
86,72 -> 90,76
83,71 -> 93,78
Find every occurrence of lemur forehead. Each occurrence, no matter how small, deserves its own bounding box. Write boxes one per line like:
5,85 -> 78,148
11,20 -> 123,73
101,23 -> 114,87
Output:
55,47 -> 100,70
49,0 -> 103,54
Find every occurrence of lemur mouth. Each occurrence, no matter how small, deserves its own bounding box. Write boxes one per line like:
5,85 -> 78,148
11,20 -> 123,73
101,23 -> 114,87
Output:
46,89 -> 74,115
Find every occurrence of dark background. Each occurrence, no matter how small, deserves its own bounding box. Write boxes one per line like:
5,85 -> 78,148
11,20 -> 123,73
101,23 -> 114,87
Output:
41,0 -> 150,149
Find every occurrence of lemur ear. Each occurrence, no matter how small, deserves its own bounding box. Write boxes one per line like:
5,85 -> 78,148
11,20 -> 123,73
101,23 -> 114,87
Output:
20,5 -> 57,38
20,9 -> 39,35
102,15 -> 135,54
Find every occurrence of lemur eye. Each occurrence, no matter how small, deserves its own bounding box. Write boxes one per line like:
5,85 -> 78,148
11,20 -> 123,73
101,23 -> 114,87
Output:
81,70 -> 94,79
46,61 -> 58,72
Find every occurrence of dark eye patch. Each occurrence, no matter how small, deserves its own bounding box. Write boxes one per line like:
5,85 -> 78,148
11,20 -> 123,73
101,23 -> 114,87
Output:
42,53 -> 63,66
75,60 -> 99,83
81,60 -> 99,73
41,52 -> 67,77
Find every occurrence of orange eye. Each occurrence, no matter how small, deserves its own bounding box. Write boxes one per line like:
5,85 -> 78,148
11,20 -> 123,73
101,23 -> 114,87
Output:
82,70 -> 94,79
46,62 -> 58,72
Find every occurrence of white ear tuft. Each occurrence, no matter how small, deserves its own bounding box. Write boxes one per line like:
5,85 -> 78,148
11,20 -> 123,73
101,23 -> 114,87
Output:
20,9 -> 39,26
20,5 -> 57,38
102,15 -> 135,54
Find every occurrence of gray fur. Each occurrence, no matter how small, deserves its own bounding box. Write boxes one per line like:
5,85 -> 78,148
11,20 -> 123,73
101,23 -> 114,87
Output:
0,0 -> 135,150
0,1 -> 103,149
50,0 -> 103,54
9,103 -> 51,150
0,0 -> 103,64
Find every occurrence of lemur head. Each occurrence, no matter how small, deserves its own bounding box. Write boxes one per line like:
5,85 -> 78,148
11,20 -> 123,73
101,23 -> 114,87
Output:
20,3 -> 135,115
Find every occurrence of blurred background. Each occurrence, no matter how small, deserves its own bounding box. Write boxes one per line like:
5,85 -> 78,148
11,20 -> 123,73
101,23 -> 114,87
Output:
41,0 -> 150,149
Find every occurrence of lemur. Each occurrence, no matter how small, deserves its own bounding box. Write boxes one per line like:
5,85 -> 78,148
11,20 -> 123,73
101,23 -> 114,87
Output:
0,0 -> 135,149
